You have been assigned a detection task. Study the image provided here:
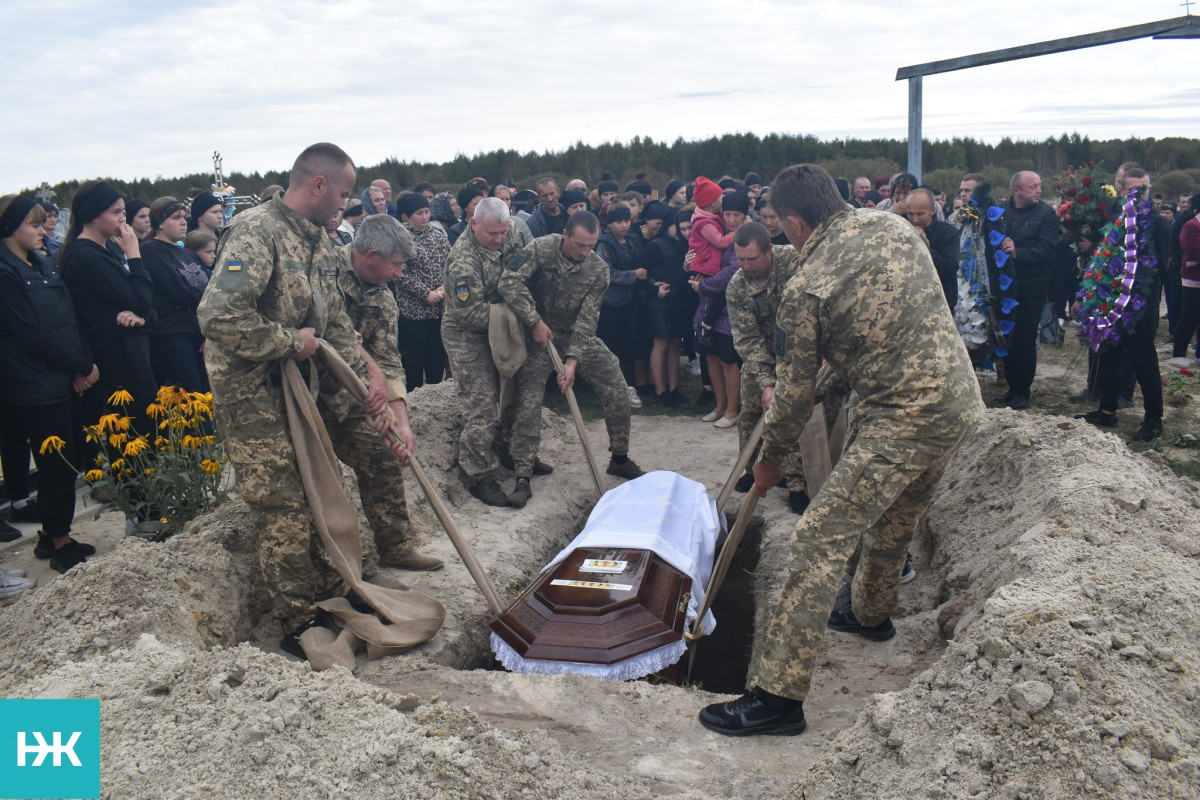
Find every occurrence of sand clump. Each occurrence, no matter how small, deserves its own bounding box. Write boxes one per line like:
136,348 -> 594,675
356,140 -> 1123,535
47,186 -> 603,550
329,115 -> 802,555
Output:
1,378 -> 1199,798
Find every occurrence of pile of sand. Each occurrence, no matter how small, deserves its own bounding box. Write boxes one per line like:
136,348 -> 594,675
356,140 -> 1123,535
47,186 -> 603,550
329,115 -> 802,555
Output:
2,381 -> 1198,798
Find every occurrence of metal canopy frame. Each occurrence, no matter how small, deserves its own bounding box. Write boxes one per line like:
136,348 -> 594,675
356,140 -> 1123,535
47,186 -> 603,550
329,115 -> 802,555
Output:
895,15 -> 1200,181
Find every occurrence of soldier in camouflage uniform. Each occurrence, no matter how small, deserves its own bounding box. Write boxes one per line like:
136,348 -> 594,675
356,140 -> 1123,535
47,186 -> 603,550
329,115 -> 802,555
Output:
700,165 -> 984,737
327,213 -> 443,572
440,197 -> 533,506
726,222 -> 810,513
197,144 -> 419,659
498,211 -> 646,507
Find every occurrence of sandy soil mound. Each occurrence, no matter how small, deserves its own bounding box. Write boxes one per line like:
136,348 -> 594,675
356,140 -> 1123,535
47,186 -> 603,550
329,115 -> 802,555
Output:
794,411 -> 1200,799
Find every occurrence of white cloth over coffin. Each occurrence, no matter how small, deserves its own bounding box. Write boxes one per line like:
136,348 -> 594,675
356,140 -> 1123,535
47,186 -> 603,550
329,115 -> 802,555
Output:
491,471 -> 722,680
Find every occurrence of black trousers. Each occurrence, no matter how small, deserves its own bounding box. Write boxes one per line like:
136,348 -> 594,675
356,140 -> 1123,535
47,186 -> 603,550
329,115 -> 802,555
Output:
1002,279 -> 1047,397
0,400 -> 82,538
0,403 -> 31,502
1172,286 -> 1200,359
1099,309 -> 1163,420
397,316 -> 446,392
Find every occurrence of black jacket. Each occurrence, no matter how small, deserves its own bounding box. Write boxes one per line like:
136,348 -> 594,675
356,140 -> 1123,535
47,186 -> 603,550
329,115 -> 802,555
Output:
0,246 -> 93,405
1000,200 -> 1058,283
923,220 -> 961,311
642,233 -> 688,312
60,238 -> 156,351
595,230 -> 643,310
140,239 -> 206,341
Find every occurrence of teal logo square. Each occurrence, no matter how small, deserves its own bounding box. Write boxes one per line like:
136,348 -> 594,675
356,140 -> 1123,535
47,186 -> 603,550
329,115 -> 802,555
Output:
0,699 -> 100,799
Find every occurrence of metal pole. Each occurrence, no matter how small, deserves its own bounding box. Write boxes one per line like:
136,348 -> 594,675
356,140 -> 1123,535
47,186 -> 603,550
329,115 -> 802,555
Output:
907,76 -> 922,183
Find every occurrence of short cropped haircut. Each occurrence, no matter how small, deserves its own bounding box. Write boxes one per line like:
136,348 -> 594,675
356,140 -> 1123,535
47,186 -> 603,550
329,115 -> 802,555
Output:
535,177 -> 558,192
290,143 -> 354,185
767,165 -> 847,230
353,213 -> 415,260
473,196 -> 510,224
734,221 -> 771,253
961,172 -> 985,185
565,210 -> 600,236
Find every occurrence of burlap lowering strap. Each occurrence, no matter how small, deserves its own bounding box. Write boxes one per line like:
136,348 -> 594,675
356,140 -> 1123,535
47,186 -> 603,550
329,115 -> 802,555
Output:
280,358 -> 445,649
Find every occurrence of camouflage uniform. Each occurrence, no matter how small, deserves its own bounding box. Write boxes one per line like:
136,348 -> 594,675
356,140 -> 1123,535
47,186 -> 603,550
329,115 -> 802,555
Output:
198,197 -> 372,633
440,219 -> 527,482
320,246 -> 415,563
498,234 -> 631,477
726,244 -> 807,492
747,208 -> 984,702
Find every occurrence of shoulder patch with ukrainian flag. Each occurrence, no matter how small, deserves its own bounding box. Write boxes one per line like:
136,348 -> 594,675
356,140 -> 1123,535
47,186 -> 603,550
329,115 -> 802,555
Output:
454,278 -> 469,303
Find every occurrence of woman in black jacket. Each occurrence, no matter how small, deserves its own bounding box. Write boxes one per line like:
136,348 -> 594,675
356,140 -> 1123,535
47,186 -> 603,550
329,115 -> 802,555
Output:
59,180 -> 159,435
0,195 -> 98,572
642,209 -> 692,406
140,197 -> 210,392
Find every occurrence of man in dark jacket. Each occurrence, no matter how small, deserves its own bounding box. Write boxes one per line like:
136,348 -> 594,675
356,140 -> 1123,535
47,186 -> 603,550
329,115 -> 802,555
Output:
525,178 -> 568,238
994,171 -> 1058,410
905,189 -> 960,312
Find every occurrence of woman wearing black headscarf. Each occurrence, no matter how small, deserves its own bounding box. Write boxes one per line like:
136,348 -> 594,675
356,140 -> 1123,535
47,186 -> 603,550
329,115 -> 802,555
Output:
188,192 -> 225,236
0,194 -> 98,572
59,180 -> 159,434
140,196 -> 210,392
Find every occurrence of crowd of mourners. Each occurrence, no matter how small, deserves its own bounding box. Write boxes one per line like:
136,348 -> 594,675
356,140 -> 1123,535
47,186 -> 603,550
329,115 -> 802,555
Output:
1,161 -> 1198,603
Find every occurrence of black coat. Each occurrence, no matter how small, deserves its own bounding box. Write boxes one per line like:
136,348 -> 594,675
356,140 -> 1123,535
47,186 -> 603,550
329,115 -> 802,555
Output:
0,246 -> 93,405
140,239 -> 206,341
595,230 -> 644,310
923,220 -> 961,311
60,238 -> 156,351
1000,200 -> 1058,283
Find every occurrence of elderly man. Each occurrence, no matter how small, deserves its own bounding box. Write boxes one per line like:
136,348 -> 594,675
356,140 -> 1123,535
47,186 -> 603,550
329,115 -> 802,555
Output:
197,143 -> 431,663
994,171 -> 1057,411
726,222 -> 808,513
905,188 -> 961,311
441,197 -> 542,506
498,211 -> 645,507
699,164 -> 982,736
851,177 -> 871,208
526,178 -> 568,238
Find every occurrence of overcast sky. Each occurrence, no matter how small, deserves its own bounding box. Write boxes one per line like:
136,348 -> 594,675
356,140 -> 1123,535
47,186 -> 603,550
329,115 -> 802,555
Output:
4,1 -> 1198,191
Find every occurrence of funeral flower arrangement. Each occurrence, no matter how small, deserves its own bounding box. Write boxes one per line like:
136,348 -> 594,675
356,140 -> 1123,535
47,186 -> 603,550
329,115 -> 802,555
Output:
1054,161 -> 1117,249
1076,189 -> 1158,352
41,386 -> 230,540
954,183 -> 1017,364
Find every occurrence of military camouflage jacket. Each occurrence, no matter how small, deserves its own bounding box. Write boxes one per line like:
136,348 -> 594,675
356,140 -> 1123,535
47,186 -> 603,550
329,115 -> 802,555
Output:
498,234 -> 609,361
337,246 -> 406,403
197,197 -> 366,404
727,244 -> 802,391
441,219 -> 527,335
760,208 -> 983,465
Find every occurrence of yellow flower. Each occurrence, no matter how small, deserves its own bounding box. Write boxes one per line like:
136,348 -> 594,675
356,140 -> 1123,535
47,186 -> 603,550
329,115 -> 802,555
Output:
182,435 -> 201,450
117,416 -> 132,432
109,432 -> 128,448
154,437 -> 170,448
203,435 -> 216,445
125,437 -> 150,456
39,435 -> 66,455
98,413 -> 121,432
111,458 -> 125,471
200,459 -> 223,475
107,388 -> 134,406
84,425 -> 102,443
144,468 -> 155,476
156,385 -> 176,405
160,517 -> 170,524
85,469 -> 104,482
146,402 -> 166,419
94,454 -> 105,465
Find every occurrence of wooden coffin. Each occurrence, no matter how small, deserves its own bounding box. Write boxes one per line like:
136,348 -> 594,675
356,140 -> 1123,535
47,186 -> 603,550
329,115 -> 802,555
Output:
490,547 -> 692,665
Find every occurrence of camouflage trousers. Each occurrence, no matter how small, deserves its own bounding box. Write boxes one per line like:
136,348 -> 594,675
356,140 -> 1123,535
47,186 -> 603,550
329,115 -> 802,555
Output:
749,431 -> 966,702
510,335 -> 630,477
738,371 -> 806,493
442,327 -> 506,482
216,382 -> 413,633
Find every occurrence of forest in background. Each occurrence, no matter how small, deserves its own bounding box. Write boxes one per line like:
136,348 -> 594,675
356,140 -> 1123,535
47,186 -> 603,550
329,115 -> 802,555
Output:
23,131 -> 1200,209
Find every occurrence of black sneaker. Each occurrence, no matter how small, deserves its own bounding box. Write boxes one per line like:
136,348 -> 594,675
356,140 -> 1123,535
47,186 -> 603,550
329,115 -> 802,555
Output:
900,554 -> 916,584
1007,393 -> 1030,410
0,519 -> 21,543
667,388 -> 688,406
695,389 -> 714,406
636,385 -> 654,396
827,606 -> 896,642
280,617 -> 329,660
496,452 -> 554,475
992,390 -> 1014,405
1132,419 -> 1163,442
698,687 -> 807,737
508,477 -> 532,508
34,531 -> 96,560
655,391 -> 682,408
789,490 -> 811,515
606,457 -> 646,480
1077,409 -> 1119,428
7,499 -> 40,524
733,473 -> 755,493
49,541 -> 89,574
469,478 -> 510,507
